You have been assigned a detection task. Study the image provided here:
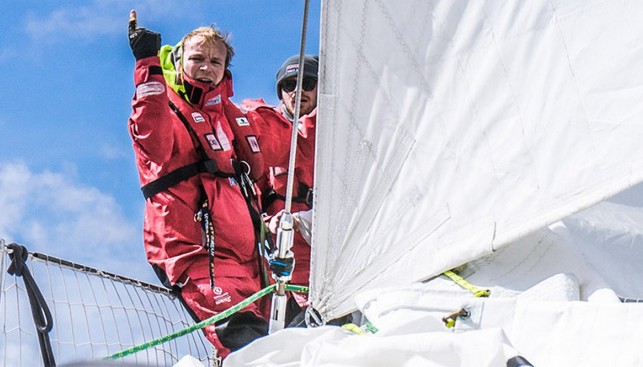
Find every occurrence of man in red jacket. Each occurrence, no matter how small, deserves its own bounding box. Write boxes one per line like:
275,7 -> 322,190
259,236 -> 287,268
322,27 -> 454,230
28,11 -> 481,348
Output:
127,11 -> 268,360
242,54 -> 319,326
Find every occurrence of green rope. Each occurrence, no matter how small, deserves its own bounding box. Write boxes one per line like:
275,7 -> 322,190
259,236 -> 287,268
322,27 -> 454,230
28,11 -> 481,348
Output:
284,284 -> 308,294
341,320 -> 380,335
106,283 -> 308,361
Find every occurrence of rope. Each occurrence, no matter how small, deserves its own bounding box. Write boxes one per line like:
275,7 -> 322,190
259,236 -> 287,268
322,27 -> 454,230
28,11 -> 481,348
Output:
341,320 -> 379,335
269,0 -> 311,333
442,270 -> 490,297
341,323 -> 365,335
7,243 -> 56,366
335,270 -> 490,332
106,283 -> 308,361
29,251 -> 172,296
440,269 -> 489,328
283,0 -> 310,213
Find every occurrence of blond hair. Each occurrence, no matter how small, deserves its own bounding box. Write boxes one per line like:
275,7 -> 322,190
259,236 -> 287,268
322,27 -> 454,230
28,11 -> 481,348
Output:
179,26 -> 235,68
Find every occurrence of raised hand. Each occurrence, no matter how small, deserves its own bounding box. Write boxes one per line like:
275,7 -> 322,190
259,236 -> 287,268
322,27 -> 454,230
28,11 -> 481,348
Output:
128,10 -> 161,61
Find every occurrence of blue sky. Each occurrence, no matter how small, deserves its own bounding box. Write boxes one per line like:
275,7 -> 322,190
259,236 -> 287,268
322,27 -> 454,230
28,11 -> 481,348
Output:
0,0 -> 321,283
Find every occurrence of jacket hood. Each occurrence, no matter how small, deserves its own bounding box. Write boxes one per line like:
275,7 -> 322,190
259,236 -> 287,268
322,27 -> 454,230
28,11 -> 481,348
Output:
159,44 -> 234,106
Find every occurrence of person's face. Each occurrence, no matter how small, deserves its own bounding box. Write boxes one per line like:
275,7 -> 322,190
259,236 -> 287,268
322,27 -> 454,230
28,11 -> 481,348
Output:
280,76 -> 318,117
182,36 -> 227,86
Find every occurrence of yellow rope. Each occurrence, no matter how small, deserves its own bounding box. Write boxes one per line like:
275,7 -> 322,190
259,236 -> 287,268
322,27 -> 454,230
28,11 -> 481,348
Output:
442,270 -> 490,297
107,270 -> 487,358
441,270 -> 489,328
341,323 -> 366,335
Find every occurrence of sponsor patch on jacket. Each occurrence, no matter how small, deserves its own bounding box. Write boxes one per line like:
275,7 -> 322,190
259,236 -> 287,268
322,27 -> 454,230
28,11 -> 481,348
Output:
205,94 -> 222,106
213,287 -> 231,305
246,135 -> 261,153
215,122 -> 231,150
236,117 -> 250,126
191,112 -> 205,123
205,133 -> 222,151
136,81 -> 165,98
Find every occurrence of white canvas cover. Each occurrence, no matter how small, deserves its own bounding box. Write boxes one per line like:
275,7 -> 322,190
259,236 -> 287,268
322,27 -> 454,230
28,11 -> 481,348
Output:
227,202 -> 643,365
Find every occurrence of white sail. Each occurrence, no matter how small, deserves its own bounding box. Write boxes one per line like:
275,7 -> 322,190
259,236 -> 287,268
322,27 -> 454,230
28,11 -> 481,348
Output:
311,0 -> 643,320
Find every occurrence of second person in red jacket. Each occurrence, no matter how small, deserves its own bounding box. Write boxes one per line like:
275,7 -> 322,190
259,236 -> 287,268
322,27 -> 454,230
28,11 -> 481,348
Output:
242,54 -> 319,325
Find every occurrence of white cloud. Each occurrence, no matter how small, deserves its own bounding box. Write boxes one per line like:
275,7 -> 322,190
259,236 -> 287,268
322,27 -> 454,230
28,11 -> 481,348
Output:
100,143 -> 129,160
0,161 -> 150,281
0,163 -> 31,227
26,7 -> 122,41
24,0 -> 200,43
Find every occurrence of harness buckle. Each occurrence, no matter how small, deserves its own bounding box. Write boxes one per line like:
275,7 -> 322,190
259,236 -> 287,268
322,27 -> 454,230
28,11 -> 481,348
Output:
305,187 -> 314,207
203,159 -> 218,174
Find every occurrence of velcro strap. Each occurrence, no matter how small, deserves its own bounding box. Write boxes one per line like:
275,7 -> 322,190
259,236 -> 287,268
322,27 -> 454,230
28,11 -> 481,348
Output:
149,65 -> 163,75
141,160 -> 222,199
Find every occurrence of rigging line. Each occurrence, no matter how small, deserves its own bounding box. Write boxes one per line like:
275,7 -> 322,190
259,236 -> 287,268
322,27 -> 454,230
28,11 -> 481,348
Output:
269,0 -> 311,334
283,0 -> 311,215
6,243 -> 56,366
106,283 -> 308,361
28,251 -> 174,297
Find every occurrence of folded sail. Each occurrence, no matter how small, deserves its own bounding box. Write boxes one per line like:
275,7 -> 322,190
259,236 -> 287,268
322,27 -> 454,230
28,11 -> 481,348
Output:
312,0 -> 643,320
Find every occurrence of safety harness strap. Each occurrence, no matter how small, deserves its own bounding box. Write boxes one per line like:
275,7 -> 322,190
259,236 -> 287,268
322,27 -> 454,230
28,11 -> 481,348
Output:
262,182 -> 313,209
141,159 -> 225,199
143,99 -> 270,290
232,161 -> 273,288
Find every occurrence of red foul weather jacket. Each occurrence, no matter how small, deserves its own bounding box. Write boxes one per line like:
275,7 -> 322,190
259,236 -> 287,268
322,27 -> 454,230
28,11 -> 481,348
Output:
242,98 -> 316,289
129,54 -> 266,318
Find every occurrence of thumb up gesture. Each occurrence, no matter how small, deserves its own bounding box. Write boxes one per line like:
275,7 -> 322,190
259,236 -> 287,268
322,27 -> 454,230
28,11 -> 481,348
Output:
128,10 -> 161,61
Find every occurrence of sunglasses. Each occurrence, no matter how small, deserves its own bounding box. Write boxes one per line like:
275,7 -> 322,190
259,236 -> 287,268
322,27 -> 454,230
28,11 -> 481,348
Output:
280,77 -> 317,93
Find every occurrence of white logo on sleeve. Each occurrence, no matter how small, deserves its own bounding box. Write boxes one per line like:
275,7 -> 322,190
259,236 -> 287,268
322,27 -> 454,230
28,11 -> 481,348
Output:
136,82 -> 165,98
